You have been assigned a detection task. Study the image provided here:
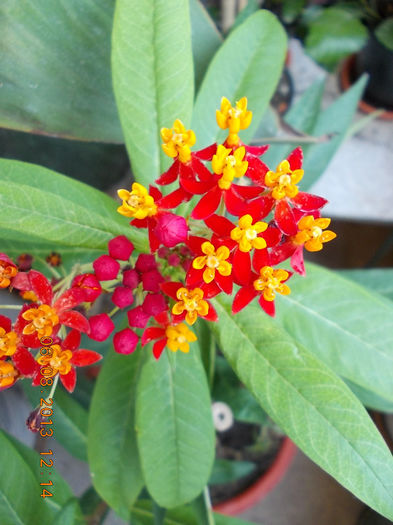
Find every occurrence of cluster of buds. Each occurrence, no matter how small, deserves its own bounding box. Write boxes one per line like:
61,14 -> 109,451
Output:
0,96 -> 336,396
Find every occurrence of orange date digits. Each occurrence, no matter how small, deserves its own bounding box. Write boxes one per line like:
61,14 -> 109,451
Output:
40,427 -> 53,438
40,336 -> 53,346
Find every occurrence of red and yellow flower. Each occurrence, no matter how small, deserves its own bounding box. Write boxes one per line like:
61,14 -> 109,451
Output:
216,96 -> 252,146
0,253 -> 18,289
161,282 -> 218,325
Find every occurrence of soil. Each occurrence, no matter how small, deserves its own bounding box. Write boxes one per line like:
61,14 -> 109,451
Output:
210,420 -> 284,505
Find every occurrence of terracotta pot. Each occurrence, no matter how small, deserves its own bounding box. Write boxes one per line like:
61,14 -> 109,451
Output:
213,437 -> 297,515
339,54 -> 393,120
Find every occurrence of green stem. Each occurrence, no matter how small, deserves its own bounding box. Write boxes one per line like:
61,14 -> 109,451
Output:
251,134 -> 332,145
47,373 -> 59,401
0,305 -> 22,309
108,306 -> 119,317
203,487 -> 215,525
35,256 -> 61,280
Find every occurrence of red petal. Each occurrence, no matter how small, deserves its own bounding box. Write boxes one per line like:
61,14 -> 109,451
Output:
224,188 -> 246,216
71,349 -> 102,367
160,281 -> 183,300
29,270 -> 53,304
131,218 -> 149,228
274,200 -> 298,236
190,157 -> 213,182
231,184 -> 262,199
191,186 -> 222,220
62,329 -> 81,352
245,156 -> 269,185
287,147 -> 303,170
233,249 -> 251,285
201,281 -> 221,298
156,159 -> 180,185
203,303 -> 218,322
149,186 -> 162,201
215,273 -> 233,295
60,368 -> 77,393
269,242 -> 297,266
187,235 -> 207,254
186,266 -> 203,287
158,188 -> 191,209
245,144 -> 269,156
153,338 -> 167,359
292,192 -> 328,211
291,246 -> 306,276
264,225 -> 282,247
205,215 -> 234,238
10,272 -> 30,291
53,288 -> 85,313
252,249 -> 270,272
180,176 -> 215,195
232,286 -> 258,314
258,295 -> 275,317
58,311 -> 90,334
12,346 -> 38,376
0,315 -> 12,332
154,311 -> 169,325
193,143 -> 217,161
148,225 -> 161,253
141,327 -> 166,346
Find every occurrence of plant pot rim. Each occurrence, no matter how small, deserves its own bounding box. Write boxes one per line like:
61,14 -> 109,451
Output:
339,54 -> 393,120
212,436 -> 297,516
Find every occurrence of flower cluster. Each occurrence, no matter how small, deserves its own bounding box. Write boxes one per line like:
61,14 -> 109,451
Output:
0,96 -> 336,396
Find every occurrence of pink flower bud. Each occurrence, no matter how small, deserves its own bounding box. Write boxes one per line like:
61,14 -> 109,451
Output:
113,328 -> 139,354
168,254 -> 181,267
88,313 -> 115,341
135,254 -> 157,273
72,273 -> 102,302
157,247 -> 169,259
143,293 -> 167,316
112,287 -> 134,308
108,236 -> 134,261
142,270 -> 164,292
154,212 -> 188,248
127,306 -> 150,328
93,255 -> 120,281
122,269 -> 140,289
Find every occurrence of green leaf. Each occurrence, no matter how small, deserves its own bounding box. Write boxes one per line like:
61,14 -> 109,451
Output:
209,459 -> 255,485
305,7 -> 368,70
346,380 -> 393,413
340,268 -> 393,302
264,75 -> 367,190
190,0 -> 222,92
375,18 -> 393,51
112,0 -> 194,186
0,0 -> 122,142
131,500 -> 258,525
0,159 -> 148,253
0,430 -> 81,524
231,0 -> 260,31
212,296 -> 393,520
192,10 -> 287,148
50,499 -> 83,525
88,349 -> 144,519
22,381 -> 88,461
135,350 -> 215,508
275,263 -> 393,403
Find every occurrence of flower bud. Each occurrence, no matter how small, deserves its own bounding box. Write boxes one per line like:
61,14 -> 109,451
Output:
112,287 -> 134,308
93,255 -> 120,281
122,269 -> 140,289
135,254 -> 157,273
142,270 -> 164,293
88,313 -> 115,342
127,306 -> 150,328
143,293 -> 167,316
108,236 -> 134,261
154,212 -> 188,248
72,273 -> 102,302
113,328 -> 139,354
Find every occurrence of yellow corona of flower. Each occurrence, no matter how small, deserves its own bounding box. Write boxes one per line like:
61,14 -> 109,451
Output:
160,119 -> 196,163
165,323 -> 197,353
21,290 -> 38,302
230,215 -> 268,252
212,145 -> 248,190
22,305 -> 59,339
38,344 -> 73,376
216,97 -> 252,146
117,183 -> 158,220
172,287 -> 209,325
253,266 -> 291,301
0,361 -> 18,389
265,160 -> 304,200
0,328 -> 18,358
0,261 -> 17,289
192,242 -> 232,283
293,216 -> 336,252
